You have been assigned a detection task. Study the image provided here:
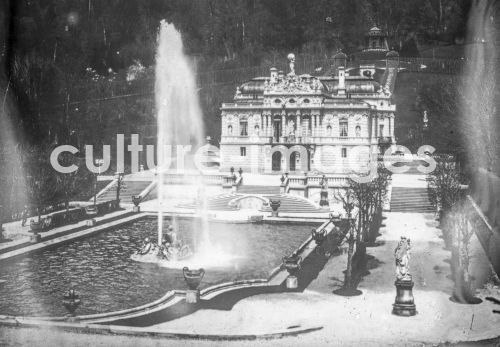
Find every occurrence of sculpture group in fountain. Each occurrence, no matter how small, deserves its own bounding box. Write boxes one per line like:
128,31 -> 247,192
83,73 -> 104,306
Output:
134,225 -> 192,262
394,236 -> 411,281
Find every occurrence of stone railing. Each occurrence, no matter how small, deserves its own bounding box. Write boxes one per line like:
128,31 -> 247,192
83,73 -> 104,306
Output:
305,175 -> 349,187
162,173 -> 224,186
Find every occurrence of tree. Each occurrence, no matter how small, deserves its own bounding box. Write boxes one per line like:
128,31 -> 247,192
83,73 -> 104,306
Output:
427,160 -> 483,303
334,166 -> 390,295
448,199 -> 482,304
24,146 -> 58,224
55,152 -> 94,211
427,160 -> 468,223
334,186 -> 359,295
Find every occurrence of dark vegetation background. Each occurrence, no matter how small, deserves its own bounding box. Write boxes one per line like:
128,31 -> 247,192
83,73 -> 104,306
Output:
1,0 -> 498,216
0,0 -> 472,146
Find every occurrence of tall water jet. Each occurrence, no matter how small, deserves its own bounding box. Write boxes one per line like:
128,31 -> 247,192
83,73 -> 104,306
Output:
155,21 -> 205,247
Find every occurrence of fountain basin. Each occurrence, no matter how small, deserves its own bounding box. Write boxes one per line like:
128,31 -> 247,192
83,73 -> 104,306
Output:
0,217 -> 317,316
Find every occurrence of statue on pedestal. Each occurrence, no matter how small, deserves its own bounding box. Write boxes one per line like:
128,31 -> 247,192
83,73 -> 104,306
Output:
287,53 -> 296,75
319,175 -> 329,207
394,236 -> 411,281
392,236 -> 416,316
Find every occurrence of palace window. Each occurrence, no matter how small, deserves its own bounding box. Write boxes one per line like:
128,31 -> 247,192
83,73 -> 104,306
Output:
240,120 -> 248,136
254,125 -> 260,135
379,124 -> 385,136
341,148 -> 347,158
240,147 -> 246,156
340,120 -> 348,137
228,125 -> 233,135
355,125 -> 361,137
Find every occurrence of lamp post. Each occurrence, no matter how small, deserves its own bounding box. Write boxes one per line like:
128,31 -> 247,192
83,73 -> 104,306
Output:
0,204 -> 4,241
85,159 -> 103,226
94,158 -> 105,207
115,172 -> 124,207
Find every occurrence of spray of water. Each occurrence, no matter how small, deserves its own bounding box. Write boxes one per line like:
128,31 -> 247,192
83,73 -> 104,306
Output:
155,20 -> 204,245
154,21 -> 237,268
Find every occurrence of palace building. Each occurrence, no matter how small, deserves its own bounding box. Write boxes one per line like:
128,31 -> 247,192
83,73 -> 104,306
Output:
219,51 -> 397,175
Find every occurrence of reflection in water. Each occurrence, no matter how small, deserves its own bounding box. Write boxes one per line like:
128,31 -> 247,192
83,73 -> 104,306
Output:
0,219 -> 314,316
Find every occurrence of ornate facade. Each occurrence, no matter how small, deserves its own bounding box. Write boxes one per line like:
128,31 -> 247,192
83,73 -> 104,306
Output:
219,53 -> 396,174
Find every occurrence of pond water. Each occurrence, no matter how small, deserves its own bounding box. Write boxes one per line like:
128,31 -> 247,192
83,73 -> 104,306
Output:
0,218 -> 315,316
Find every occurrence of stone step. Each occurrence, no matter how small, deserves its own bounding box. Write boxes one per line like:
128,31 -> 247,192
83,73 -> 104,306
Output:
237,185 -> 281,194
390,186 -> 434,212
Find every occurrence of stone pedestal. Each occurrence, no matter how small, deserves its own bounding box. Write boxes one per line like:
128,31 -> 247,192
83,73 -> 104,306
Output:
30,234 -> 41,243
133,206 -> 141,213
186,289 -> 200,304
319,189 -> 329,207
86,219 -> 96,227
286,276 -> 298,289
392,280 -> 416,316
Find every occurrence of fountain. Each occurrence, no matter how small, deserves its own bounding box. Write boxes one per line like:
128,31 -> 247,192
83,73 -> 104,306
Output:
132,20 -> 234,268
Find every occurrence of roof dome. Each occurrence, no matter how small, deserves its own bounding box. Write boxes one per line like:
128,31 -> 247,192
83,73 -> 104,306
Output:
333,51 -> 347,59
239,77 -> 267,94
323,78 -> 382,94
386,50 -> 399,58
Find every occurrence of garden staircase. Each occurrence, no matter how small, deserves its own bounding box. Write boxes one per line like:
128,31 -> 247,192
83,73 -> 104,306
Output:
390,187 -> 435,213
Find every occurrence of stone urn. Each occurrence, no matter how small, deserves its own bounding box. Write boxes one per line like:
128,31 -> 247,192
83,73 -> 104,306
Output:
282,254 -> 302,289
269,199 -> 281,217
183,267 -> 205,303
311,228 -> 327,245
29,220 -> 42,243
62,289 -> 81,318
85,205 -> 98,216
132,195 -> 141,213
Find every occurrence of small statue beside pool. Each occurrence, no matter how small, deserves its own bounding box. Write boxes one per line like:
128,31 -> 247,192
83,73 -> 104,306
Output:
133,225 -> 192,263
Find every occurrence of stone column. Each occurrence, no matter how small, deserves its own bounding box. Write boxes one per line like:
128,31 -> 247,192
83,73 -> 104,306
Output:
371,115 -> 376,139
296,114 -> 301,138
282,114 -> 286,137
389,116 -> 392,138
267,114 -> 273,137
268,115 -> 272,137
317,114 -> 321,137
313,114 -> 317,137
263,114 -> 267,137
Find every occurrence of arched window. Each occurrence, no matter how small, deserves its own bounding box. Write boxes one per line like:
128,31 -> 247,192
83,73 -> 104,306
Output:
228,125 -> 233,135
240,120 -> 248,136
339,119 -> 348,137
355,125 -> 361,137
326,125 -> 332,136
254,125 -> 260,135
